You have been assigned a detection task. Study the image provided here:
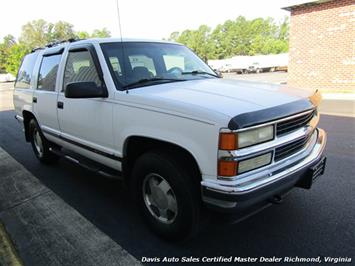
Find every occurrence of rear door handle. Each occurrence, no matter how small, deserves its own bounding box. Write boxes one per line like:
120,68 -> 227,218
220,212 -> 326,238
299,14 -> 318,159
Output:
32,97 -> 37,103
57,101 -> 64,109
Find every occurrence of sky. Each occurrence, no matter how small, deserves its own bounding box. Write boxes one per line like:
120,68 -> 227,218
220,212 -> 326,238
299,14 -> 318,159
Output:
0,0 -> 293,41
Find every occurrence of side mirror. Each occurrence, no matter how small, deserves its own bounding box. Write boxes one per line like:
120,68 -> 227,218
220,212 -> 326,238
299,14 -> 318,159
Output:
65,82 -> 108,98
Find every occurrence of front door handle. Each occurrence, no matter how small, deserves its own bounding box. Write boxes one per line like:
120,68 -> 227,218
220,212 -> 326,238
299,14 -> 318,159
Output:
32,97 -> 37,103
57,101 -> 64,109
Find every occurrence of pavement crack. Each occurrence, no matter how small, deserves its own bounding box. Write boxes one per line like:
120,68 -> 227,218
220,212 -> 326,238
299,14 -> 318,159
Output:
0,190 -> 51,215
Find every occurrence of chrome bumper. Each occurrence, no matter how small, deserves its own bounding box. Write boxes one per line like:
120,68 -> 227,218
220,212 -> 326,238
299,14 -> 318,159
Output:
202,128 -> 327,207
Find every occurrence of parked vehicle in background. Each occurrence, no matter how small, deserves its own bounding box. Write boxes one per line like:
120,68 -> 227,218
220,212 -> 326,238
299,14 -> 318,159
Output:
0,73 -> 16,82
220,63 -> 248,74
210,53 -> 288,75
248,62 -> 263,73
13,39 -> 326,241
218,56 -> 250,74
248,54 -> 288,73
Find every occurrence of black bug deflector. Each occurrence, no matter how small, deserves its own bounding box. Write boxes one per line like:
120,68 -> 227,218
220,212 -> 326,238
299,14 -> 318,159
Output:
228,90 -> 322,130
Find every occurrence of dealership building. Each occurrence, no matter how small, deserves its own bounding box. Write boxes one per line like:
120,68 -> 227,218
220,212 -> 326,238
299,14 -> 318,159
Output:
283,0 -> 354,93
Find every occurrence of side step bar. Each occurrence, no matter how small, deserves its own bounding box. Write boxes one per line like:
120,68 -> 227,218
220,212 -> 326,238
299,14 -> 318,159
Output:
49,147 -> 124,181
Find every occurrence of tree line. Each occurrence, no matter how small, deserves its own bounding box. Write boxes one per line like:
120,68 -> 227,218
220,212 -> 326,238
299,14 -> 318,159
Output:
167,16 -> 289,61
0,19 -> 110,75
1,16 -> 288,76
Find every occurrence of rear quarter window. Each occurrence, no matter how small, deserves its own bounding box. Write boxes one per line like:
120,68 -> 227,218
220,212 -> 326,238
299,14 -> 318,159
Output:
15,52 -> 40,89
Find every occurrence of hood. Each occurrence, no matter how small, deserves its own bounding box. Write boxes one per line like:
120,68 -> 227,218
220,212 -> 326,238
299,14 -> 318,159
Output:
126,78 -> 317,126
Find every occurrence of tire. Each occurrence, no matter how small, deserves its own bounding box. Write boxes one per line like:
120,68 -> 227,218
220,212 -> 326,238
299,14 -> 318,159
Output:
131,150 -> 200,241
29,119 -> 59,164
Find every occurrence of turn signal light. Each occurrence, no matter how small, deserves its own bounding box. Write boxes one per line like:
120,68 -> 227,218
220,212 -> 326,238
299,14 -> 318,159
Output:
219,133 -> 237,150
218,160 -> 238,177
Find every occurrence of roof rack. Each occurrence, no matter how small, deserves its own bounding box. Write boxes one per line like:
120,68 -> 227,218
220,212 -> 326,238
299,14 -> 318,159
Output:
31,38 -> 84,53
31,47 -> 44,53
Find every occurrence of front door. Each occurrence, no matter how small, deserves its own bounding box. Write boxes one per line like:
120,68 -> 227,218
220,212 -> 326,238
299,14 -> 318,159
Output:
57,45 -> 116,167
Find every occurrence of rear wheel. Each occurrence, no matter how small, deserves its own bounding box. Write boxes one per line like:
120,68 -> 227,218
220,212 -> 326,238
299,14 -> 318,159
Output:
29,119 -> 59,164
131,150 -> 200,241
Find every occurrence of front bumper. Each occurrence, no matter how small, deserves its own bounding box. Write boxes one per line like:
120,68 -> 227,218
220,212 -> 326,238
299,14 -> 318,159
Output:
201,128 -> 327,211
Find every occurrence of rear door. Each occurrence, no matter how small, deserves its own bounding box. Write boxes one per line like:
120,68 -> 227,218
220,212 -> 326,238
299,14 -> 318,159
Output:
32,47 -> 64,134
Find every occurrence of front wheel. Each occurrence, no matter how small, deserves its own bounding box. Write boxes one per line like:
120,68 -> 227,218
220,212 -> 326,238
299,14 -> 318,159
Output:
131,151 -> 200,241
29,119 -> 59,164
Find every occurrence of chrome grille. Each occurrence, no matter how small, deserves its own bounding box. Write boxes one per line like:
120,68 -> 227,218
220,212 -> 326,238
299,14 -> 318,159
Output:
274,133 -> 312,161
276,110 -> 315,136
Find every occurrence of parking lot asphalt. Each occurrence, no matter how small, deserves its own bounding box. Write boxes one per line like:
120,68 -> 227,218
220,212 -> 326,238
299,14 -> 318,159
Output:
223,72 -> 288,84
0,107 -> 354,263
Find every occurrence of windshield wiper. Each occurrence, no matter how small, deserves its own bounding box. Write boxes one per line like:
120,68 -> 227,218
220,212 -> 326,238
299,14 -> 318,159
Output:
122,78 -> 186,89
181,70 -> 219,78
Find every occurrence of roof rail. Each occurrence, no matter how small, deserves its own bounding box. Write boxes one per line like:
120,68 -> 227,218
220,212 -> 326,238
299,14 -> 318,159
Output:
31,38 -> 85,53
31,47 -> 44,53
46,38 -> 84,48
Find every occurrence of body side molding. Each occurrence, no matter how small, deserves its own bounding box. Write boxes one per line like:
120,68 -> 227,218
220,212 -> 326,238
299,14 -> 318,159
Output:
42,129 -> 122,161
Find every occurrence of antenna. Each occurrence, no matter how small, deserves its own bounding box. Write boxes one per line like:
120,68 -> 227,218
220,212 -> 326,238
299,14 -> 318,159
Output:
115,0 -> 128,93
115,0 -> 124,43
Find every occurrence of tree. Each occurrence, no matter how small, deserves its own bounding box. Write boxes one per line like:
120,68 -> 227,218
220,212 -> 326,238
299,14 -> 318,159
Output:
0,35 -> 16,73
1,20 -> 113,76
75,28 -> 111,39
76,31 -> 90,39
167,31 -> 180,42
172,25 -> 213,61
19,19 -> 52,48
5,43 -> 30,76
279,17 -> 289,41
167,15 -> 289,60
51,21 -> 76,41
90,28 -> 111,38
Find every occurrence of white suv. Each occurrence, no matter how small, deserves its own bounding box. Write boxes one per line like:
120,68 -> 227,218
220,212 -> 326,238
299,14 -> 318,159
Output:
13,38 -> 327,240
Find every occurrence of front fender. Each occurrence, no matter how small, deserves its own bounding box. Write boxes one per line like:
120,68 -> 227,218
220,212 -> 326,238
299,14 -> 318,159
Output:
113,105 -> 220,177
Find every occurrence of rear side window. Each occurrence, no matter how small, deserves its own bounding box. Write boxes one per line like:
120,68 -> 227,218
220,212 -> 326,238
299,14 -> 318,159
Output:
15,52 -> 39,89
37,54 -> 62,91
63,50 -> 101,91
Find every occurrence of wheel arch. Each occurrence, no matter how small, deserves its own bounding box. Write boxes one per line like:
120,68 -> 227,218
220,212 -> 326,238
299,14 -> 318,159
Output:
122,135 -> 202,186
22,110 -> 37,142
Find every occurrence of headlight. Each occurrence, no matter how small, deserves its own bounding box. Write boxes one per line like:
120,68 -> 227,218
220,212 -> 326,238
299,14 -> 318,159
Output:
238,125 -> 274,148
219,125 -> 274,150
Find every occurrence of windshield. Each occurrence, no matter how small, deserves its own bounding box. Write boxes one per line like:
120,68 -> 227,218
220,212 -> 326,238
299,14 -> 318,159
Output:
100,42 -> 217,90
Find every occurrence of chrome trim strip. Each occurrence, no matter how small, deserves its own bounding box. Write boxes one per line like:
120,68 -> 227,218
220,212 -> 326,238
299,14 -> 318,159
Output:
42,128 -> 122,161
221,109 -> 314,133
219,112 -> 319,160
202,128 -> 326,195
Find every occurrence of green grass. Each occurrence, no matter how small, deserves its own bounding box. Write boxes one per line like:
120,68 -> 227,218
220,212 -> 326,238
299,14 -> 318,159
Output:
0,223 -> 23,266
